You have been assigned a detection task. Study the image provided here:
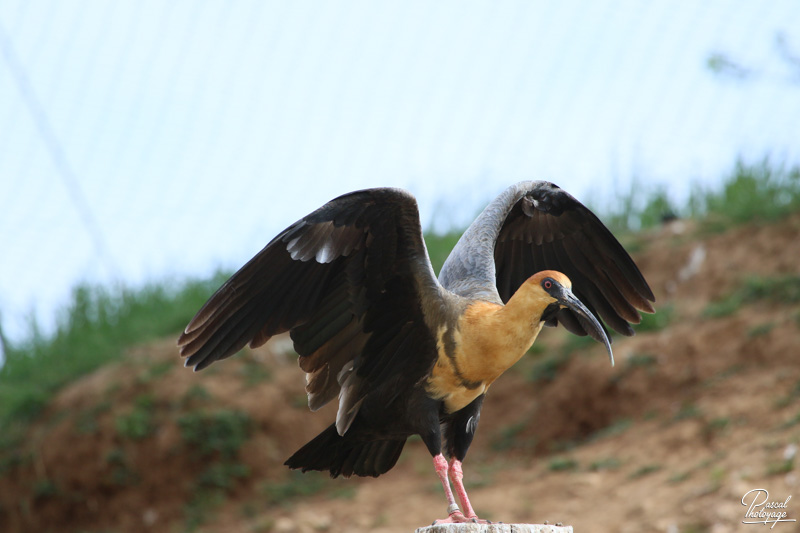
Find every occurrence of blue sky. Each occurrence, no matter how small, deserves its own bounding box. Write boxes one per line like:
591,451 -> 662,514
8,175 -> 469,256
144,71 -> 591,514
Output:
1,1 -> 799,345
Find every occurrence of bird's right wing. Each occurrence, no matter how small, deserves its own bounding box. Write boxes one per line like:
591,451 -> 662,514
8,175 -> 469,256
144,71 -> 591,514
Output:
178,188 -> 443,435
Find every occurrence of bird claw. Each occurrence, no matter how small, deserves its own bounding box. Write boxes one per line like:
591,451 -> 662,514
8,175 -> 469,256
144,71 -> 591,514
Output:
433,511 -> 491,525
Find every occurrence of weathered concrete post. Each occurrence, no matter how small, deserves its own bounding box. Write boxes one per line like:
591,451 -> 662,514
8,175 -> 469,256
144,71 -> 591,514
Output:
416,523 -> 573,533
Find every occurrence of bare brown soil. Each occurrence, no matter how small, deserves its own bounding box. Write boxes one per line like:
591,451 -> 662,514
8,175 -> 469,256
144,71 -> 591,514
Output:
2,213 -> 799,533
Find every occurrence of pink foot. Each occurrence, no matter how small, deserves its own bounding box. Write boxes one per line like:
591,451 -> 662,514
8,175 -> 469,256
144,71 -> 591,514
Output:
432,503 -> 491,525
432,512 -> 491,525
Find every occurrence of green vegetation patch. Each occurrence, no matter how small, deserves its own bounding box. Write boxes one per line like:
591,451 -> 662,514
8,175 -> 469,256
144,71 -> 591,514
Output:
548,456 -> 579,472
137,360 -> 174,384
704,159 -> 800,225
198,461 -> 251,491
668,470 -> 693,484
629,464 -> 662,479
490,421 -> 535,452
602,184 -> 680,234
588,418 -> 633,442
0,272 -> 231,429
105,447 -> 139,486
75,400 -> 112,435
589,457 -> 622,471
178,384 -> 213,409
262,471 -> 356,508
32,479 -> 59,499
528,353 -> 570,384
704,275 -> 800,318
177,409 -> 253,529
598,159 -> 800,235
527,335 -> 597,384
766,458 -> 795,476
673,403 -> 703,421
115,395 -> 157,440
635,305 -> 674,333
238,354 -> 273,387
178,409 -> 252,459
423,231 -> 463,275
626,353 -> 658,369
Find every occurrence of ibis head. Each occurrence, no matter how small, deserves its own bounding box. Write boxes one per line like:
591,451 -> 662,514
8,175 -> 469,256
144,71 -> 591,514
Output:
522,271 -> 614,366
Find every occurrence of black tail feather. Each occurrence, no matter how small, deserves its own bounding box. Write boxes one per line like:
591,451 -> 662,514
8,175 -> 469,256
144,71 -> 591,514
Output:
285,423 -> 406,478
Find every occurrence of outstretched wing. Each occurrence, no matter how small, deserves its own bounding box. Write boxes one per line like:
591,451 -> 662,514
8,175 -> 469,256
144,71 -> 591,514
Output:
178,188 -> 442,434
440,181 -> 654,339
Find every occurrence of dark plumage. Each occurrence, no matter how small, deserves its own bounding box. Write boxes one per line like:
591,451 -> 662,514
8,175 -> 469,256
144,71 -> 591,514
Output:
178,181 -> 654,523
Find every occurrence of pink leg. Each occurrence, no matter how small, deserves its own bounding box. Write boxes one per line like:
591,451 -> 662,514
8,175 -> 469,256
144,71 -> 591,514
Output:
431,454 -> 469,524
449,459 -> 479,519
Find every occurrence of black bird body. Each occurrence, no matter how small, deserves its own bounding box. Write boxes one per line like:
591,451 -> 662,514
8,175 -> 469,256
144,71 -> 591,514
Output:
178,181 -> 654,522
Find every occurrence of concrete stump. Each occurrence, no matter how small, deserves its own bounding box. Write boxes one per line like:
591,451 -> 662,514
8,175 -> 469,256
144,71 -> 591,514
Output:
416,524 -> 573,533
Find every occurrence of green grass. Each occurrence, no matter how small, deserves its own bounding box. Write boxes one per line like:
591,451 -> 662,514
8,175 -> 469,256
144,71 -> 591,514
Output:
547,456 -> 579,472
706,417 -> 730,433
589,457 -> 621,471
601,183 -> 680,234
626,353 -> 658,369
588,418 -> 633,442
262,471 -> 356,507
668,471 -> 692,484
490,421 -> 536,452
0,272 -> 230,429
766,458 -> 794,476
704,275 -> 800,318
635,305 -> 674,332
704,159 -> 800,225
105,447 -> 139,486
177,410 -> 253,529
32,479 -> 58,499
198,461 -> 251,490
747,322 -> 775,338
137,360 -> 174,384
74,400 -> 111,435
527,352 -> 570,384
527,334 -> 597,384
178,384 -> 213,408
184,487 -> 225,532
424,231 -> 463,275
778,411 -> 800,430
599,159 -> 800,234
115,394 -> 157,440
674,402 -> 703,421
776,380 -> 800,409
629,464 -> 661,479
178,410 -> 252,460
238,354 -> 273,387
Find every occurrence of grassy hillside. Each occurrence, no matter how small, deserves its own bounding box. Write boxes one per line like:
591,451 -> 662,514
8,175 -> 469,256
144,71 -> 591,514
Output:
0,159 -> 799,532
2,158 -> 797,438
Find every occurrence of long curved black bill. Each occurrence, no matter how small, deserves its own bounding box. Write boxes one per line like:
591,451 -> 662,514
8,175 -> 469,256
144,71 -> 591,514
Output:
555,286 -> 615,366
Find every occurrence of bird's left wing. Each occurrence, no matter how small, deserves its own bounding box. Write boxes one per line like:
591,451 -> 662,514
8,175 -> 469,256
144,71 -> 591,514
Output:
178,188 -> 443,434
493,182 -> 654,337
440,181 -> 654,340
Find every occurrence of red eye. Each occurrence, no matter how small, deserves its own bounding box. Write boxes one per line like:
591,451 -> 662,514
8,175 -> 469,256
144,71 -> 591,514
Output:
544,280 -> 552,289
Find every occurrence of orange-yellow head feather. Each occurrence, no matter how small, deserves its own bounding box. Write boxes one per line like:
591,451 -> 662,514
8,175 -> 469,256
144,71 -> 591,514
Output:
513,269 -> 615,366
511,270 -> 572,310
527,270 -> 572,291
